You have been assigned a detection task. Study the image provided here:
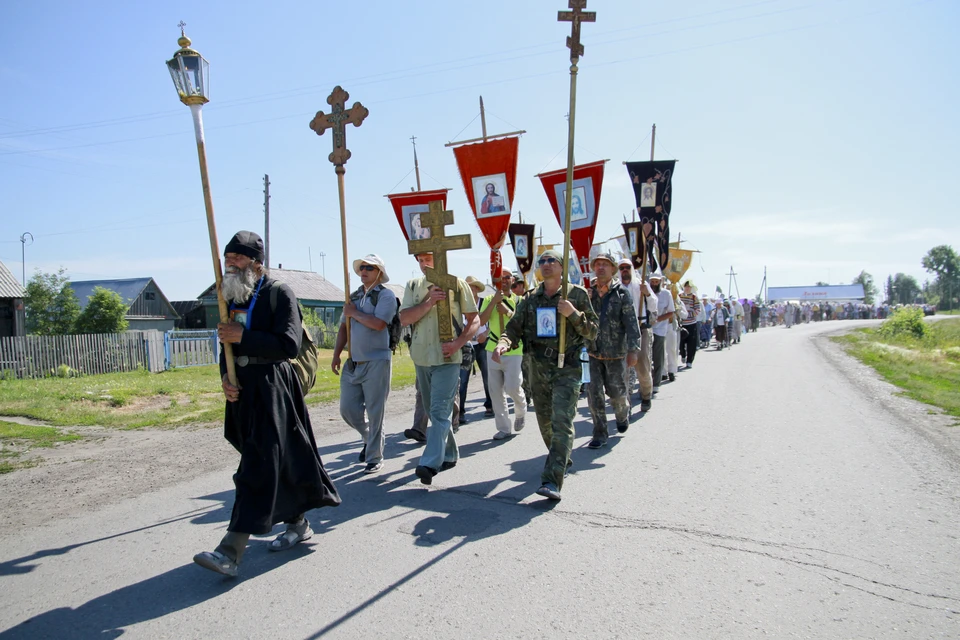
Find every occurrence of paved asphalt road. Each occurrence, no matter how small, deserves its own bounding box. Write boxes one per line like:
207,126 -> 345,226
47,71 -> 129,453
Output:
1,320 -> 958,639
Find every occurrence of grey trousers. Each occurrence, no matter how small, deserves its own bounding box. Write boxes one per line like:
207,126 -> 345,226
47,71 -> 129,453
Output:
339,358 -> 392,464
635,326 -> 653,400
652,333 -> 666,389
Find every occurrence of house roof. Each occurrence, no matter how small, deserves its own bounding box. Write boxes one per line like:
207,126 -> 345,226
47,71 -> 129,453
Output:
70,278 -> 152,311
0,260 -> 25,299
199,268 -> 345,303
171,300 -> 204,316
69,277 -> 180,319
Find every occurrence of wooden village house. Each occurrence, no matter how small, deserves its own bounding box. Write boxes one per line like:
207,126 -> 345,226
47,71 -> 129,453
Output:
70,278 -> 180,332
194,268 -> 345,329
0,260 -> 26,338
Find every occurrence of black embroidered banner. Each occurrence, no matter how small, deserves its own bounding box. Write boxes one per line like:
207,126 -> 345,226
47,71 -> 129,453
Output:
625,160 -> 676,273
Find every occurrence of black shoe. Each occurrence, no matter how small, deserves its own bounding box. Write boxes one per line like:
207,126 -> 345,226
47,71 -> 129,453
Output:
640,399 -> 652,411
587,438 -> 606,449
616,421 -> 629,434
415,465 -> 436,485
483,409 -> 495,418
440,460 -> 457,472
404,429 -> 427,443
363,461 -> 383,474
668,373 -> 675,382
358,445 -> 366,463
458,412 -> 467,424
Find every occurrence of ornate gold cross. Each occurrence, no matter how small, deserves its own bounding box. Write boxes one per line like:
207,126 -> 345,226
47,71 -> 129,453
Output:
408,200 -> 472,343
558,0 -> 596,62
309,86 -> 369,167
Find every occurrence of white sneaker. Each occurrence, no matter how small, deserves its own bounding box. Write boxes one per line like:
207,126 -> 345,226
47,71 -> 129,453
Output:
493,431 -> 512,440
514,415 -> 525,432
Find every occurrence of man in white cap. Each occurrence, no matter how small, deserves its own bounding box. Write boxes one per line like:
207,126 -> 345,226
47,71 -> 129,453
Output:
331,254 -> 397,474
619,258 -> 658,411
586,252 -> 640,447
649,271 -> 675,395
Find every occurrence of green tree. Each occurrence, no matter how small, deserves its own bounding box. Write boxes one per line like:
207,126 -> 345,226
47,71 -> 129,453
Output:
921,245 -> 959,311
24,268 -> 81,336
889,273 -> 921,305
884,275 -> 894,304
852,270 -> 877,305
74,286 -> 129,334
815,281 -> 829,287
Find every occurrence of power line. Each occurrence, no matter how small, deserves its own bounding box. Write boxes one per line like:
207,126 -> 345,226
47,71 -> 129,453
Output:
0,0 -> 811,142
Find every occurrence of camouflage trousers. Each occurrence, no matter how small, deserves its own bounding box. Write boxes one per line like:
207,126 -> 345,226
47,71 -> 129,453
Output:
587,357 -> 630,443
529,356 -> 580,489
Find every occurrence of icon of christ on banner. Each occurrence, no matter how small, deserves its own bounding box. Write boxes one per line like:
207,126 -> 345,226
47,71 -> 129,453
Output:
473,173 -> 510,217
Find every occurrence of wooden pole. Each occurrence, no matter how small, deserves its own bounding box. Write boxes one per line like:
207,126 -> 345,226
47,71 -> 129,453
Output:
336,166 -> 351,352
556,60 -> 579,368
480,96 -> 488,141
190,104 -> 236,386
263,173 -> 271,268
411,135 -> 421,191
650,123 -> 656,161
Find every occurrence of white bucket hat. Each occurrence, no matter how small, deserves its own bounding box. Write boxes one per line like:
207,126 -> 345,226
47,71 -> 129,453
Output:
352,254 -> 389,283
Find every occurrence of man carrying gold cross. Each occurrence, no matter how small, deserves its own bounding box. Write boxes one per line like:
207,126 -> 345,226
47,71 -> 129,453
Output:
400,251 -> 479,484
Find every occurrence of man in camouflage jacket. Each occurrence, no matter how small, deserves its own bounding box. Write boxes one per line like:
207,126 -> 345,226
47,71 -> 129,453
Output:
585,252 -> 641,448
493,249 -> 598,501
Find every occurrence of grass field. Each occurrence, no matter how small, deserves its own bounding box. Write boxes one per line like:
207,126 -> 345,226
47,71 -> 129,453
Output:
832,317 -> 960,421
0,349 -> 418,431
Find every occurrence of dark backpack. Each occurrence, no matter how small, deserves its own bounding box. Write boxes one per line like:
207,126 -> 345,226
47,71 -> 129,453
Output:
269,282 -> 319,395
352,285 -> 402,354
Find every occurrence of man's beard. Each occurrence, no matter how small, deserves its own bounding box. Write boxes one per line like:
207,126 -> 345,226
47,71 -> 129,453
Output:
651,284 -> 661,293
620,272 -> 632,284
222,264 -> 258,304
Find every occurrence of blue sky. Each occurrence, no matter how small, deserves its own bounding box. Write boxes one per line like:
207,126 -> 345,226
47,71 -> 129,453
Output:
1,0 -> 957,302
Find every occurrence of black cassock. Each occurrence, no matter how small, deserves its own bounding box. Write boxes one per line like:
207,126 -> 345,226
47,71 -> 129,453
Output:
219,276 -> 340,535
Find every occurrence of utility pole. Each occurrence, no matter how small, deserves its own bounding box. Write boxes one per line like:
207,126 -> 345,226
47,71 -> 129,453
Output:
263,174 -> 271,268
19,232 -> 33,287
319,251 -> 326,280
727,265 -> 740,299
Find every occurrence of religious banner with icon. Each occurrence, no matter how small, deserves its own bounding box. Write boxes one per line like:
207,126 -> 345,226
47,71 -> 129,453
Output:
536,159 -> 607,276
625,160 -> 676,274
451,136 -> 520,288
662,247 -> 693,284
385,188 -> 451,241
508,223 -> 536,275
621,221 -> 646,272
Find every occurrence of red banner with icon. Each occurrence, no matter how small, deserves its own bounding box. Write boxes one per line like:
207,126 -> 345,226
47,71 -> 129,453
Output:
385,189 -> 450,241
452,137 -> 520,287
537,160 -> 607,276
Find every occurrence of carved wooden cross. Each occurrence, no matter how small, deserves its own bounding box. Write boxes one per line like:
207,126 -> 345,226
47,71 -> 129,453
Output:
309,85 -> 369,167
558,0 -> 596,62
408,200 -> 472,344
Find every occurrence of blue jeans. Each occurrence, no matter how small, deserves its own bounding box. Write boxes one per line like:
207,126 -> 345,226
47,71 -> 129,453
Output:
415,363 -> 460,471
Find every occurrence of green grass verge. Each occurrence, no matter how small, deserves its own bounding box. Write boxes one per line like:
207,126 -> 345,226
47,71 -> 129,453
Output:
0,349 -> 417,430
831,318 -> 960,420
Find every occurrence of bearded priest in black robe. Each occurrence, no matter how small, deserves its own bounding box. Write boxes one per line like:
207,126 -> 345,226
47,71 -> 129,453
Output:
193,231 -> 340,578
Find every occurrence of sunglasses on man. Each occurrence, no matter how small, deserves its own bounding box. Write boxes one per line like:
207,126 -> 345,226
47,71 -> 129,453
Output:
537,257 -> 558,265
358,265 -> 378,272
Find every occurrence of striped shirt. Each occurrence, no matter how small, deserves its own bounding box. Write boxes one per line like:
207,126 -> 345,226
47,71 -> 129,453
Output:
678,292 -> 701,325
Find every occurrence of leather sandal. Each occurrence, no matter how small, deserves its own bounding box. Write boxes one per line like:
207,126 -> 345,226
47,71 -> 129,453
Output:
269,521 -> 313,552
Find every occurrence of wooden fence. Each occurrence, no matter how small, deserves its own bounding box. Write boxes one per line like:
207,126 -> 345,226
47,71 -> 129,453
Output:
0,331 -> 165,379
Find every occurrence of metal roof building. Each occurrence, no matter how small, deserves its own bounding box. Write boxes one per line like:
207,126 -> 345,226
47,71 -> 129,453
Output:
198,268 -> 346,328
0,260 -> 26,337
69,277 -> 181,332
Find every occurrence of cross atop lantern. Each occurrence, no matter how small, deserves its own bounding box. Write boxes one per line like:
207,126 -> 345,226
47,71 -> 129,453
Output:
166,22 -> 210,106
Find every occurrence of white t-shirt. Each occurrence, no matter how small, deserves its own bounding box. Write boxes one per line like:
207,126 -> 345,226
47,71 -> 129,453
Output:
652,288 -> 675,337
